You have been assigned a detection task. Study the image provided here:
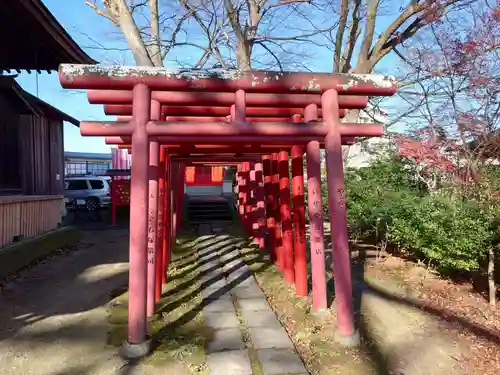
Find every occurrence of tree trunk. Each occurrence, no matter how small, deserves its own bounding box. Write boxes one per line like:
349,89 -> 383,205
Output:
236,42 -> 252,71
116,2 -> 155,67
488,247 -> 496,306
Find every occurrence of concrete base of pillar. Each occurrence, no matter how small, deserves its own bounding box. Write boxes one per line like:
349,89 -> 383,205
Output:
335,329 -> 360,347
120,337 -> 152,359
311,308 -> 329,319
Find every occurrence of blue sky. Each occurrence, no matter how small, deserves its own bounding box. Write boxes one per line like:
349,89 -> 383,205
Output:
16,0 -> 404,154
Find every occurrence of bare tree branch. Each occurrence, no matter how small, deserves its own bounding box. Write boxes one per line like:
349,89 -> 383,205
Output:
255,40 -> 284,71
361,0 -> 471,72
333,0 -> 349,72
147,0 -> 163,66
356,0 -> 380,72
266,0 -> 311,10
340,0 -> 361,73
85,0 -> 118,24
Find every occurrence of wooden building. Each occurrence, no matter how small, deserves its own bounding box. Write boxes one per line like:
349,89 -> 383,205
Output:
0,77 -> 79,195
0,0 -> 95,247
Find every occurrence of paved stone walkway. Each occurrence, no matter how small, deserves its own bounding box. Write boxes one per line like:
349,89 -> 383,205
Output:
197,224 -> 308,375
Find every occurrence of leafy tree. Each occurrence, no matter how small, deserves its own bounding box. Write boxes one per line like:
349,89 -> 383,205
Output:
387,2 -> 500,304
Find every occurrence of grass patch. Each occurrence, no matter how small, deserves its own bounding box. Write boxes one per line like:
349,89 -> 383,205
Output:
253,264 -> 380,375
106,226 -> 212,374
247,347 -> 264,375
224,224 -> 383,375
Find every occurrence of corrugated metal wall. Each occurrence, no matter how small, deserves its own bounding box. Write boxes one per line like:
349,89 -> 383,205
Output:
0,196 -> 62,247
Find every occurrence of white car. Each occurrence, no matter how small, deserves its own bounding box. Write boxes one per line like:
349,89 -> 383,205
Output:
64,176 -> 112,210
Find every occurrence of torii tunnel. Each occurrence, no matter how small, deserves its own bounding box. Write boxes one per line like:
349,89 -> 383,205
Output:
58,64 -> 397,356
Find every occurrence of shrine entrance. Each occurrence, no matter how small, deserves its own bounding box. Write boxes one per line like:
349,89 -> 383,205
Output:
58,64 -> 396,358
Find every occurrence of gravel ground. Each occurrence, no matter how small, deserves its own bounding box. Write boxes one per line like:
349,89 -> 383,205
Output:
0,227 -> 165,375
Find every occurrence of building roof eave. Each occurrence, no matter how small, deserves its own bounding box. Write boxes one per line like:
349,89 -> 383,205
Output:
0,0 -> 97,73
0,76 -> 79,126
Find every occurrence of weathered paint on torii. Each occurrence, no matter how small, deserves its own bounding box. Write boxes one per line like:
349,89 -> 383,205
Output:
58,63 -> 397,358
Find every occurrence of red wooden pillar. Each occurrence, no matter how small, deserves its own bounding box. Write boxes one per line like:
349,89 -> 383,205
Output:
155,146 -> 166,301
176,163 -> 185,234
323,89 -> 358,345
237,164 -> 244,219
169,161 -> 175,267
244,162 -> 253,234
290,114 -> 307,295
147,139 -> 159,317
240,164 -> 246,220
111,175 -> 117,226
254,161 -> 266,249
272,153 -> 283,271
146,100 -> 161,317
241,162 -> 250,233
305,104 -> 327,311
162,153 -> 170,285
249,164 -> 256,240
278,151 -> 294,284
173,163 -> 180,241
171,162 -> 178,245
249,162 -> 260,244
291,145 -> 307,296
127,84 -> 150,347
262,155 -> 276,261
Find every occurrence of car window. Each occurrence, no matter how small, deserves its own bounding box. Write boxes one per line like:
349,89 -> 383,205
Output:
89,180 -> 105,189
66,180 -> 88,190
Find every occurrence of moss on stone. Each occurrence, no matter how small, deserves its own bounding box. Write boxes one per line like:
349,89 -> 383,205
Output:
0,226 -> 79,280
106,228 -> 212,374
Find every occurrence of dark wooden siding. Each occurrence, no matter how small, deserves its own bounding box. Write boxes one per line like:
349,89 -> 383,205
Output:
19,115 -> 64,195
0,88 -> 64,196
0,93 -> 21,194
19,114 -> 35,194
49,119 -> 64,195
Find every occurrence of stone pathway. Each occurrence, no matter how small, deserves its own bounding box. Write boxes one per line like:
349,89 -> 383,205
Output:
197,224 -> 308,375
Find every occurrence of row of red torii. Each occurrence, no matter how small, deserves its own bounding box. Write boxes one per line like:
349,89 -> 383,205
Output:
58,64 -> 397,356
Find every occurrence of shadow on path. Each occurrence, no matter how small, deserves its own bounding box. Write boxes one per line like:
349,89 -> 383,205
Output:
0,227 -> 129,341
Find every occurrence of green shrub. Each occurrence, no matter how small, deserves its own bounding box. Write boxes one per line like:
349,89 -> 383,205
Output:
343,156 -> 424,241
389,194 -> 494,272
339,152 -> 500,277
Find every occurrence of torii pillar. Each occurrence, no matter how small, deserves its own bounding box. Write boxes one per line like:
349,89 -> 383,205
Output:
323,89 -> 359,346
278,151 -> 294,284
262,155 -> 277,262
122,84 -> 151,357
272,153 -> 283,271
290,114 -> 307,296
305,104 -> 327,312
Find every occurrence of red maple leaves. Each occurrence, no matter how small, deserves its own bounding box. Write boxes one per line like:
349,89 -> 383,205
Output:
395,2 -> 500,188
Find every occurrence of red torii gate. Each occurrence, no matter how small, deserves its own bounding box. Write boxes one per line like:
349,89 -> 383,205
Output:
58,64 -> 396,358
